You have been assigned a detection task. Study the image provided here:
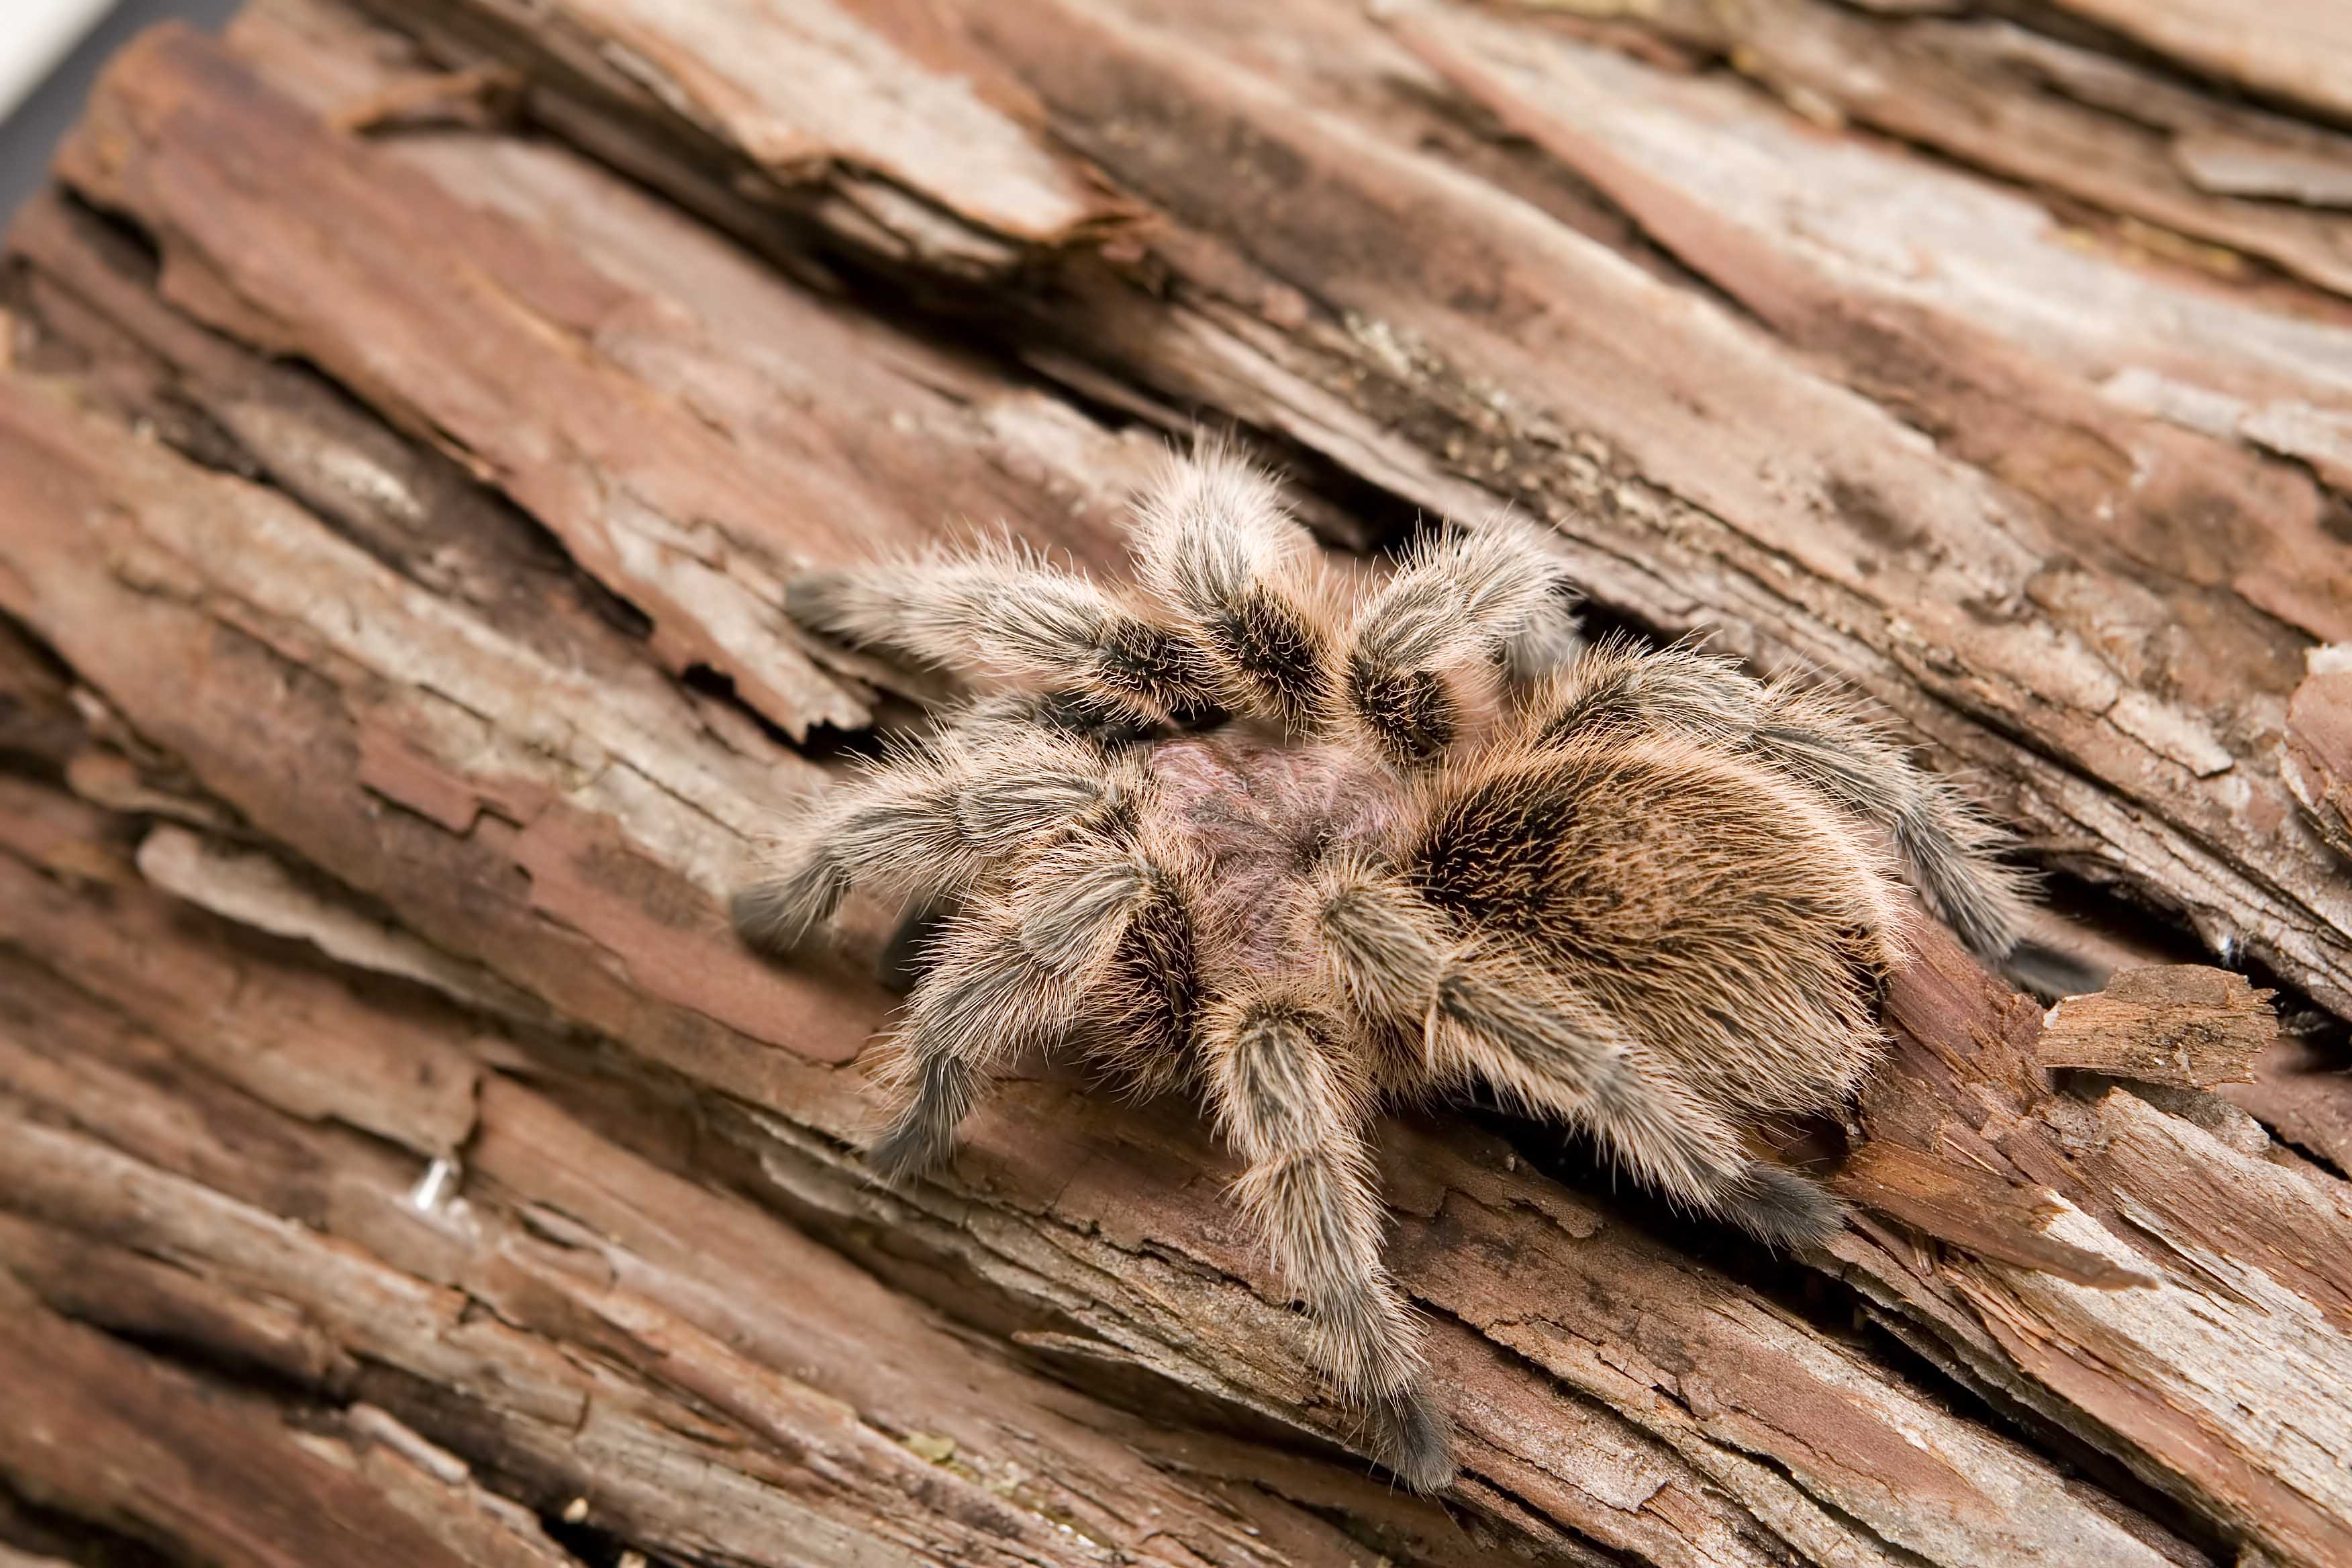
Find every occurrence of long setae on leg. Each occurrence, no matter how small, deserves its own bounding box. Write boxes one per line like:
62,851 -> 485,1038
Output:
871,830 -> 1187,1179
1203,991 -> 1454,1491
1342,516 -> 1580,766
791,540 -> 1223,733
1126,444 -> 1342,734
733,728 -> 1144,957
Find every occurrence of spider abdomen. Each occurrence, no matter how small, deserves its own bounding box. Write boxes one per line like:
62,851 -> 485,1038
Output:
1409,736 -> 1904,1120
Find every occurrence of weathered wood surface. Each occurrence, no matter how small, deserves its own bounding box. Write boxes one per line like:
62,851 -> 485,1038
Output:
325,0 -> 2352,1032
3,1 -> 2352,1564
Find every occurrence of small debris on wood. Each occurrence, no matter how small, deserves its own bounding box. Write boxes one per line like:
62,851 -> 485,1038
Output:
327,63 -> 523,134
903,1432 -> 958,1465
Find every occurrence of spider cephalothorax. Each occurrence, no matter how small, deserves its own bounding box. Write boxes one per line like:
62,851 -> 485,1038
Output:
735,447 -> 2031,1490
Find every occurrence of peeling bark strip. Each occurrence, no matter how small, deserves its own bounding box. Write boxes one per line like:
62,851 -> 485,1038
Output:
2039,966 -> 2277,1087
5,0 -> 2352,1563
1503,0 -> 2352,308
360,0 -> 1131,275
54,26 -> 852,739
0,1274 -> 487,1568
2043,0 -> 2352,126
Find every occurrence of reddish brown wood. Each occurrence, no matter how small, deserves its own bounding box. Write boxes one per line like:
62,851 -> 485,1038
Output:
5,1 -> 2352,1565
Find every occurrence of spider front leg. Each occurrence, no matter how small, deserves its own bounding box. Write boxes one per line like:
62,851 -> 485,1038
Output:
867,832 -> 1190,1181
1203,993 -> 1455,1492
1311,856 -> 1845,1248
1535,643 -> 2032,961
790,542 -> 1225,733
1342,516 -> 1582,766
732,728 -> 1143,957
867,915 -> 1079,1181
1126,444 -> 1342,734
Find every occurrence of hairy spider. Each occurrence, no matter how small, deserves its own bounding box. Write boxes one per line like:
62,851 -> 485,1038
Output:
734,446 -> 2032,1491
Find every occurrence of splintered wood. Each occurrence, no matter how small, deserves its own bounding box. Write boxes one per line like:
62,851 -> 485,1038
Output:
3,0 -> 2351,1564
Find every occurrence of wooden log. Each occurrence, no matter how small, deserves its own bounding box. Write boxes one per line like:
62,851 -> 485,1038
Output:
2286,647 -> 2352,863
0,340 -> 2196,1561
2226,1027 -> 2352,1179
3,0 -> 2351,1564
0,1272 -> 511,1568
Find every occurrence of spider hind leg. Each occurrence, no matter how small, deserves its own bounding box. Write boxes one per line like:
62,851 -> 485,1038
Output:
1204,991 -> 1457,1489
1723,1160 -> 1850,1251
1310,859 -> 1823,1251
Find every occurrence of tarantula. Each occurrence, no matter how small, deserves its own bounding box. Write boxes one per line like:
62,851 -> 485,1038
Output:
734,446 -> 2030,1491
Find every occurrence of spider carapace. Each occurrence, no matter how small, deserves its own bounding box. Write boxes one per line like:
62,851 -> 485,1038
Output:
735,446 -> 2030,1490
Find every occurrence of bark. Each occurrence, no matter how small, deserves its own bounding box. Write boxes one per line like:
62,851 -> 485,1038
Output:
349,0 -> 2352,1016
3,1 -> 2351,1565
2037,967 -> 2275,1087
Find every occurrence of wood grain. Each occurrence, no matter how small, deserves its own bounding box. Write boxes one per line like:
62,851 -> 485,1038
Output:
4,0 -> 2351,1563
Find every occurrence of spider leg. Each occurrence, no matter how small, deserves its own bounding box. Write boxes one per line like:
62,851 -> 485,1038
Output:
1751,685 -> 2032,963
1488,534 -> 1587,689
856,697 -> 1140,991
1202,991 -> 1455,1491
1342,515 -> 1582,766
789,540 -> 1224,733
732,727 -> 1144,957
867,832 -> 1189,1180
867,912 -> 1077,1183
1126,444 -> 1340,734
1311,856 -> 1846,1248
1535,642 -> 2032,961
875,894 -> 957,992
